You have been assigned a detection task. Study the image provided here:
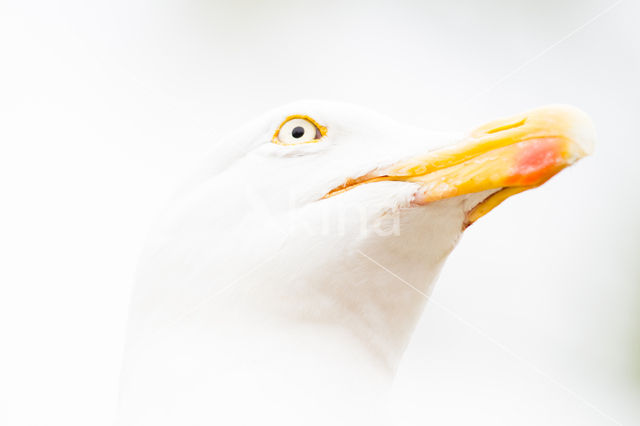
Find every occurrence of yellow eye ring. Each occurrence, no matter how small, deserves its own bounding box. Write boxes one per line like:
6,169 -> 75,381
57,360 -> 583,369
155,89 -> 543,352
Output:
272,115 -> 328,145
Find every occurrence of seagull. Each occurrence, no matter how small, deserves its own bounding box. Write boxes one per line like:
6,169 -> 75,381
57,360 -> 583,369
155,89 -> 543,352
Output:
117,101 -> 594,426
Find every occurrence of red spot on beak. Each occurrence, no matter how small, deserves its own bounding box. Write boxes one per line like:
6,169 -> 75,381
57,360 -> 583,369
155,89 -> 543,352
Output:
506,138 -> 563,186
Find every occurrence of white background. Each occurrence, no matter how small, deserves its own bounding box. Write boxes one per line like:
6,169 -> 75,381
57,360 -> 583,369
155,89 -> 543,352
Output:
1,0 -> 639,425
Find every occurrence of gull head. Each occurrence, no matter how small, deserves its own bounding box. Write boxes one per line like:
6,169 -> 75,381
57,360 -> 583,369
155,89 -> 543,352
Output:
131,100 -> 595,371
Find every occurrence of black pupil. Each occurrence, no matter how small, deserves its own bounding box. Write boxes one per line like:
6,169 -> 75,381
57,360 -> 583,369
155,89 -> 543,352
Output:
291,126 -> 305,139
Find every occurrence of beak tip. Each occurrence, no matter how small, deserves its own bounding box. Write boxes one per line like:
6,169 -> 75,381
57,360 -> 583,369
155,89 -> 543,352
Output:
548,104 -> 596,157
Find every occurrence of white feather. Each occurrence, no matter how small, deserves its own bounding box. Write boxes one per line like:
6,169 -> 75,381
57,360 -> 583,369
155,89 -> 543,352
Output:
118,101 -> 497,425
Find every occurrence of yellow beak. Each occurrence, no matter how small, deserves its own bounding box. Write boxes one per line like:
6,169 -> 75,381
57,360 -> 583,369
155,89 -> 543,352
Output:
325,105 -> 595,227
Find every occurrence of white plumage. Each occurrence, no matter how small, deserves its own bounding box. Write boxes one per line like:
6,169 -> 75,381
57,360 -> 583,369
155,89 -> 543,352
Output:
117,101 -> 594,425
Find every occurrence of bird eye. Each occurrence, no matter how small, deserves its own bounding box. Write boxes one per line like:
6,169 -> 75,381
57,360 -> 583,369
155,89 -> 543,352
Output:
273,116 -> 326,145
